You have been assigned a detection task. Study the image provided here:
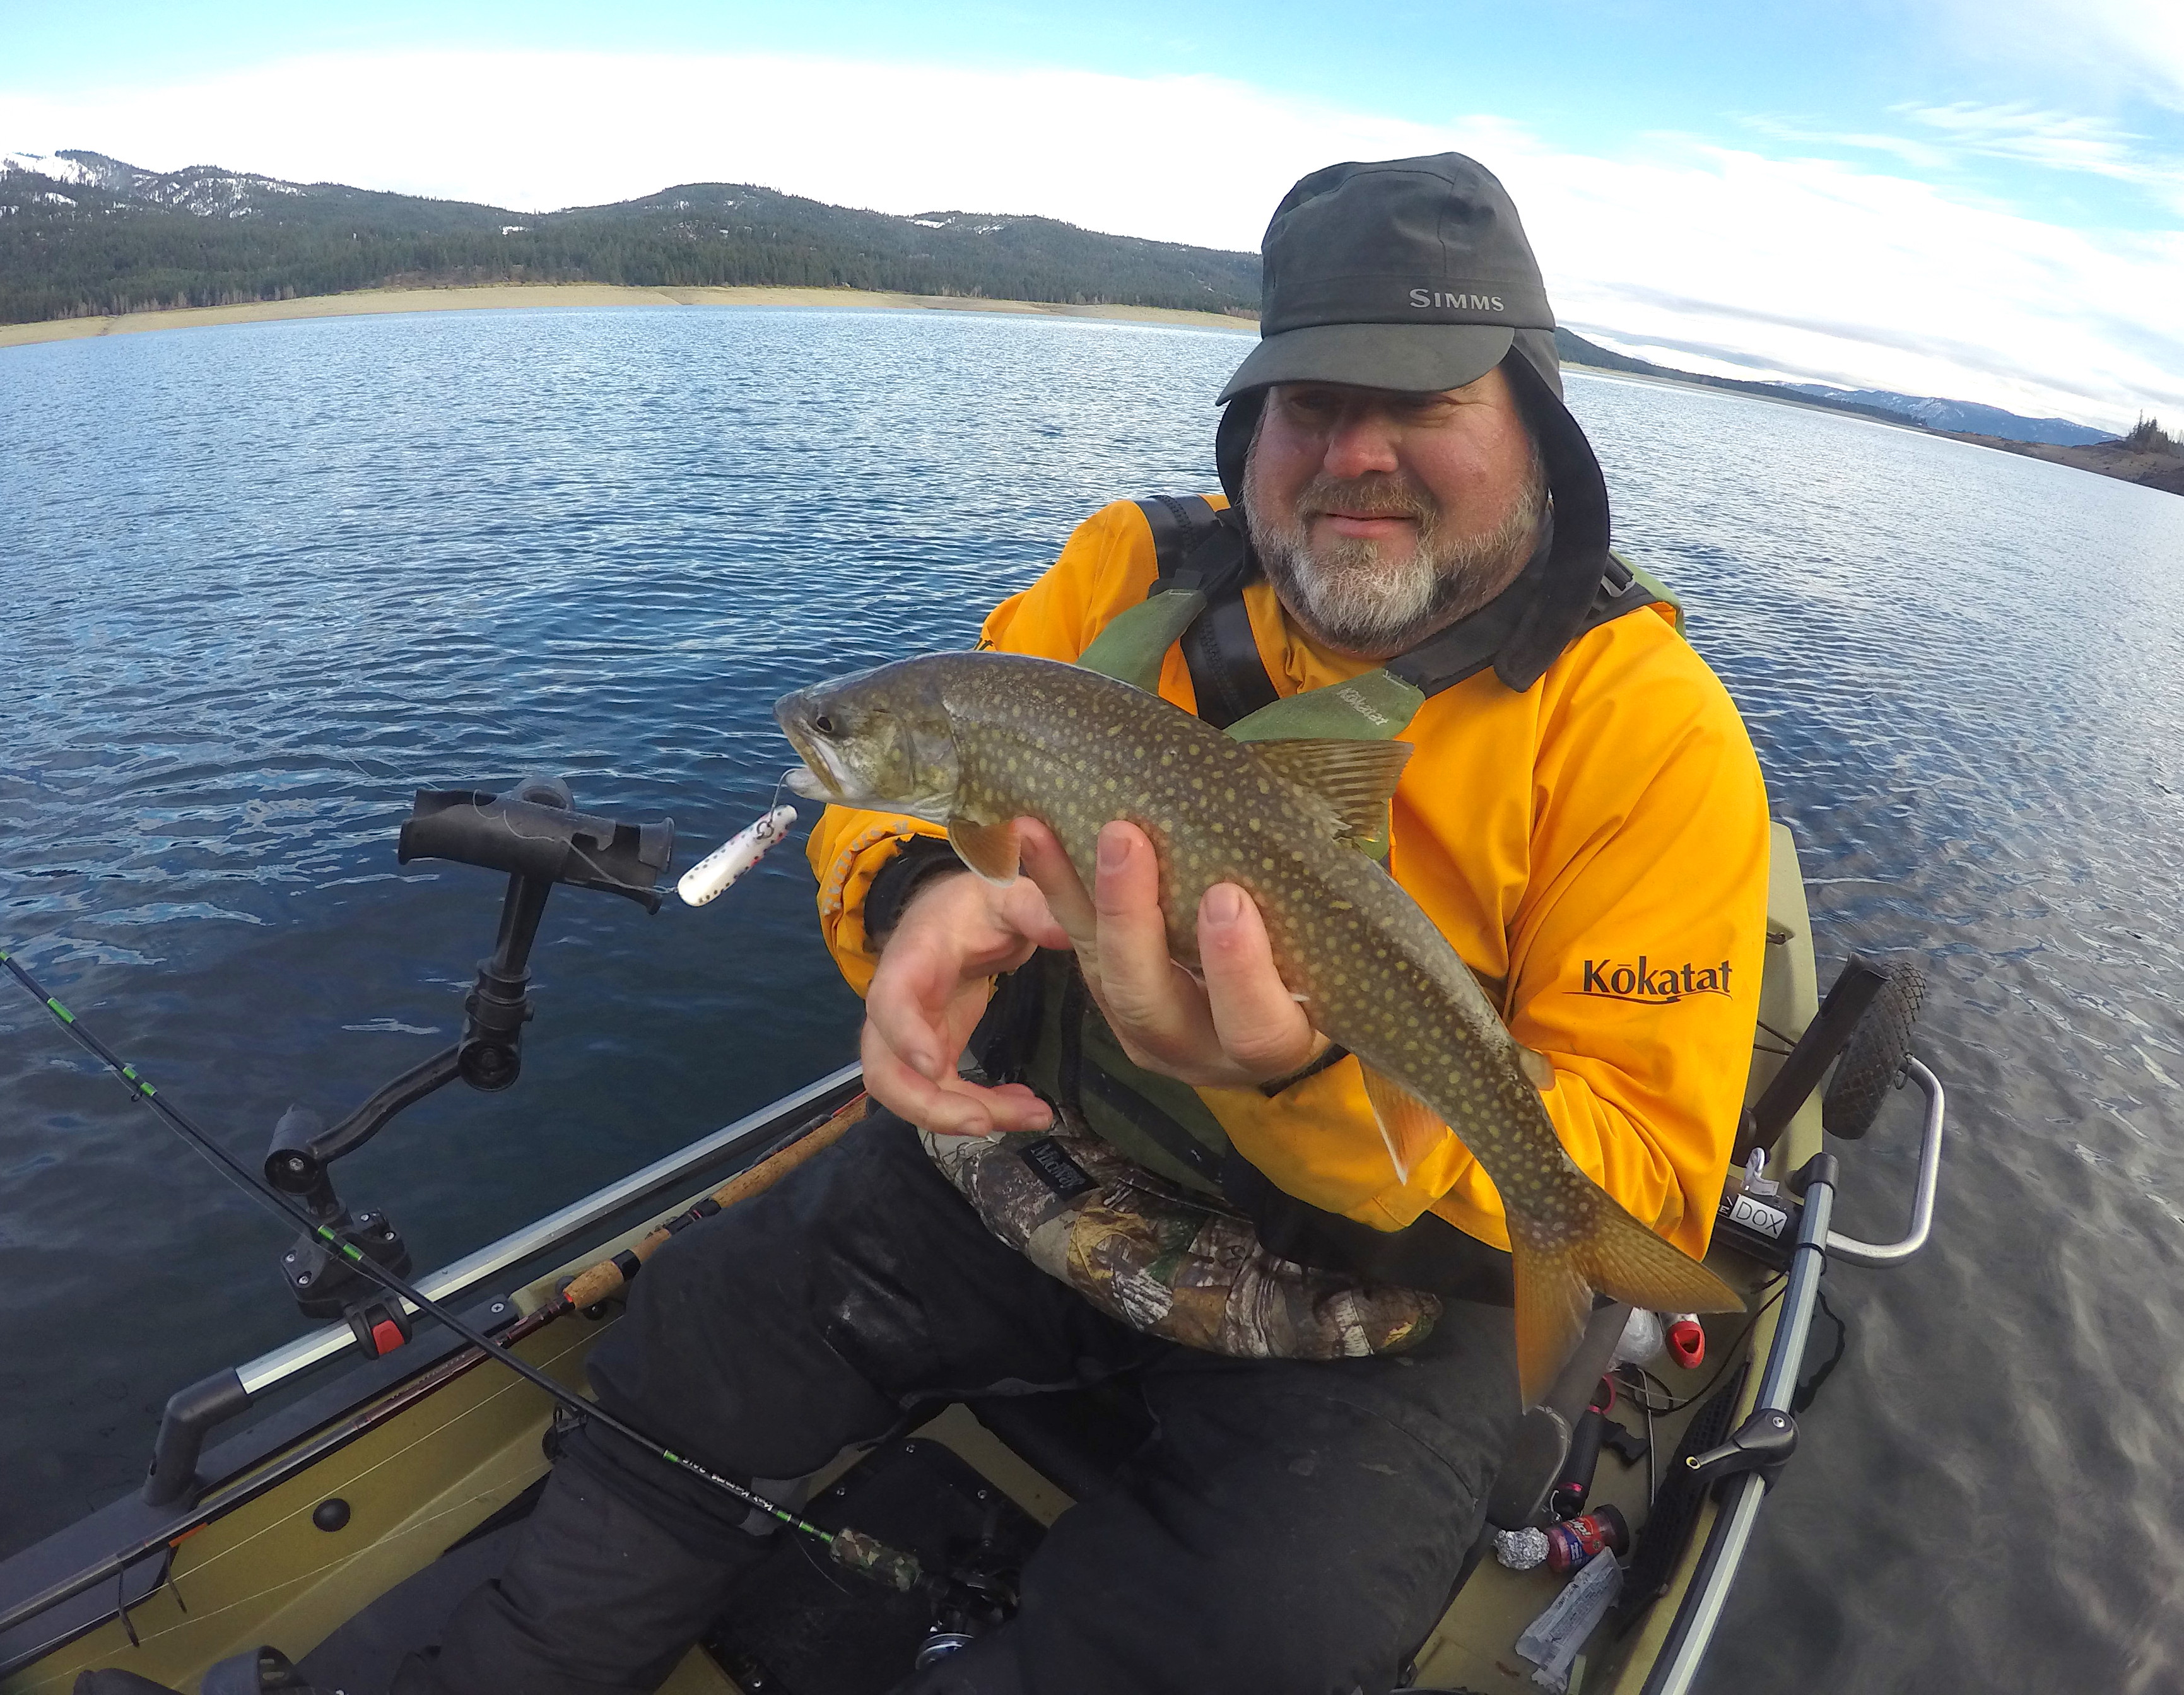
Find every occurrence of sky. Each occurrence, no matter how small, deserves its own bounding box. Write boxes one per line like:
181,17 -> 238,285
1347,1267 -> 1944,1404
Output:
4,0 -> 2181,430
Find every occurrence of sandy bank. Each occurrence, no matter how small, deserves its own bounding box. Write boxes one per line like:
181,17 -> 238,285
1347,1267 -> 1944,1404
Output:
0,284 -> 1258,350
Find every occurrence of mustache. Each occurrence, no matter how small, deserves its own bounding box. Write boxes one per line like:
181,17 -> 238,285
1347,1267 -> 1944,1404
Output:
1295,472 -> 1439,525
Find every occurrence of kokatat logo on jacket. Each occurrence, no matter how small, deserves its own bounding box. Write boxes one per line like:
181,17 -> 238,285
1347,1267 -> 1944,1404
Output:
1578,955 -> 1734,1004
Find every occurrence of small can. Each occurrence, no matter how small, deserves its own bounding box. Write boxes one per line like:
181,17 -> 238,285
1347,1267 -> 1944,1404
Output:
1544,1503 -> 1629,1575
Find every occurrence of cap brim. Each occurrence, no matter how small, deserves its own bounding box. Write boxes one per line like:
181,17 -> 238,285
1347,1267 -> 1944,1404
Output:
1218,322 -> 1515,403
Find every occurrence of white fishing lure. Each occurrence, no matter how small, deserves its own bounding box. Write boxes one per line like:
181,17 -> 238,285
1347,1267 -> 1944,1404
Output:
677,806 -> 798,907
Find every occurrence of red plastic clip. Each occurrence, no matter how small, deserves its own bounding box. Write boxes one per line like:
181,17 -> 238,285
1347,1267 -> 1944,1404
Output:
348,1299 -> 414,1359
1667,1314 -> 1706,1371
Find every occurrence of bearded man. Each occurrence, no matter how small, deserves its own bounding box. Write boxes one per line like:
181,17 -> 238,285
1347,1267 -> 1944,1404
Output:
402,152 -> 1770,1695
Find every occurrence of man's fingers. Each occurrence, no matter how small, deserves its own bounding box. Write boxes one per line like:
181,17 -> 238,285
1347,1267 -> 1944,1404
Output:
1199,881 -> 1324,1078
863,946 -> 963,1081
1016,819 -> 1098,962
1088,822 -> 1198,1035
859,1017 -> 1053,1136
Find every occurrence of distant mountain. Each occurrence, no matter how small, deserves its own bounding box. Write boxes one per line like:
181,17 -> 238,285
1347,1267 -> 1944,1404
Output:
1554,329 -> 2115,449
1774,384 -> 2111,447
0,149 -> 1260,326
0,150 -> 2132,457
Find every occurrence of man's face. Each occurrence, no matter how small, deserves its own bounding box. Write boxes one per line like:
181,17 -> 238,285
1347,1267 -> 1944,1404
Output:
1242,366 -> 1546,660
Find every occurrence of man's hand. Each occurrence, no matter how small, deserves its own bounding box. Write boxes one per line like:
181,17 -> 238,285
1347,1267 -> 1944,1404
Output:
860,845 -> 1067,1136
1019,819 -> 1325,1089
860,819 -> 1325,1135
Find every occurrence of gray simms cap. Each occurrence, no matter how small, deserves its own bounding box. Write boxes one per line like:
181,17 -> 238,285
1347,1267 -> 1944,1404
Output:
1219,153 -> 1561,404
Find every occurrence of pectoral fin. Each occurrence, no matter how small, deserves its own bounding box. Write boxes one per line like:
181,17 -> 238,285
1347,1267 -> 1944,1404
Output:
946,816 -> 1021,885
1246,739 -> 1414,842
1359,1062 -> 1450,1184
1517,1045 -> 1556,1091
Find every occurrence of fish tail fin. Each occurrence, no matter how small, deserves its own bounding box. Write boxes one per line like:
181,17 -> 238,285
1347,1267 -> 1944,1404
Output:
1508,1189 -> 1746,1408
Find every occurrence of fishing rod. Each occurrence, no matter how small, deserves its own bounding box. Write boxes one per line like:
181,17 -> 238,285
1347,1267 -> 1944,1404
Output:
0,797 -> 924,1599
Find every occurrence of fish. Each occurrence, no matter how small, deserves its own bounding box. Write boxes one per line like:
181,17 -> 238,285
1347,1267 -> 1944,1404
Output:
777,650 -> 1743,1403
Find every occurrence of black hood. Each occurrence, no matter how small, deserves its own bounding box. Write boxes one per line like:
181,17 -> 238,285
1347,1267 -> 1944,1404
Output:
1213,153 -> 1614,695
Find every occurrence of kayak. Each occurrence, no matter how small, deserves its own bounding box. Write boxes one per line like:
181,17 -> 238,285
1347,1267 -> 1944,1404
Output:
0,809 -> 1944,1695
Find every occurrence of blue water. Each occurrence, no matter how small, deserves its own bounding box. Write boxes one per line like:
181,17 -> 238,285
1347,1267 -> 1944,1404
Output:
6,307 -> 2184,1691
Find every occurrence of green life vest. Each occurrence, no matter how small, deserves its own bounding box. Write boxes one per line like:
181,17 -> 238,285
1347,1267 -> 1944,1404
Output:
984,496 -> 1678,1286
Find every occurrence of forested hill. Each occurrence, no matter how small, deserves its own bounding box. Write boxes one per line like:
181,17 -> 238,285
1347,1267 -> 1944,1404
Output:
3,150 -> 2128,459
0,150 -> 1261,326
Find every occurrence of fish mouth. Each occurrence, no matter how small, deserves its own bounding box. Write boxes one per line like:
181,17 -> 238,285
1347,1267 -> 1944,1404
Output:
775,696 -> 848,802
783,763 -> 835,801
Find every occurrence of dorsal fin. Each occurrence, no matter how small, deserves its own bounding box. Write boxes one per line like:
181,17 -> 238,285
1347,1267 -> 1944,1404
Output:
1245,739 -> 1414,840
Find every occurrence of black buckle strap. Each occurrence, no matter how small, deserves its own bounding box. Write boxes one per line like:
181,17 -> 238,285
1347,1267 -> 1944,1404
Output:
1139,494 -> 1231,592
1135,496 -> 1279,730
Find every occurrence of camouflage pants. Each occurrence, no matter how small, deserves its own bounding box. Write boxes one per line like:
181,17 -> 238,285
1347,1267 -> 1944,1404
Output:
565,1108 -> 1520,1695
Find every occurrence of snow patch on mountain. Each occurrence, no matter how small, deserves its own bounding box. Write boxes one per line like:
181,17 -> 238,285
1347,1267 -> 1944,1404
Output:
3,150 -> 95,185
1780,384 -> 2112,446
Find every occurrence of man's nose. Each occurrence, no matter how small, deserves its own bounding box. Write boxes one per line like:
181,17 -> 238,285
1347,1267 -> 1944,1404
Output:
1320,404 -> 1403,479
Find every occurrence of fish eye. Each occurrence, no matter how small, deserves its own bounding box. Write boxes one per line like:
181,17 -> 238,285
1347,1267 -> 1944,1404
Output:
813,713 -> 837,736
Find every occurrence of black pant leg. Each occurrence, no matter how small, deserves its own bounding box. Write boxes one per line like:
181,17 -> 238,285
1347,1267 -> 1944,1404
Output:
898,1296 -> 1520,1695
567,1108 -> 1163,1554
409,1111 -> 1161,1695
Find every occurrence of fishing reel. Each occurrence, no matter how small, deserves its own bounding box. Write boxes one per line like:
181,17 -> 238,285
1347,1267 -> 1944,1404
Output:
265,776 -> 673,1322
915,1567 -> 1018,1669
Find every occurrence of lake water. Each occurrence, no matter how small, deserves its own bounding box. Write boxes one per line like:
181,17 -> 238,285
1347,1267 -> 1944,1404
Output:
4,306 -> 2183,1692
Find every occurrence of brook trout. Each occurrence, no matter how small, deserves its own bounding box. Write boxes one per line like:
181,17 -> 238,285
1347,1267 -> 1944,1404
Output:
778,652 -> 1742,1403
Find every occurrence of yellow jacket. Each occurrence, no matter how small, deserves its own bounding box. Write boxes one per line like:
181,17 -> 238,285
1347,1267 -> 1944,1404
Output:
808,498 -> 1771,1260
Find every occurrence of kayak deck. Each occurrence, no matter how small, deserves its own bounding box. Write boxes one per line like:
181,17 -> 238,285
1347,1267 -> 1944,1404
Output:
3,821 -> 1828,1695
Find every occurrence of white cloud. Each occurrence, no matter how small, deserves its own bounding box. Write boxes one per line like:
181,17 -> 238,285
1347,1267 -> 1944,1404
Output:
1899,100 -> 2183,195
1739,115 -> 1956,173
4,49 -> 2179,429
1932,0 -> 2184,114
1484,135 -> 2184,428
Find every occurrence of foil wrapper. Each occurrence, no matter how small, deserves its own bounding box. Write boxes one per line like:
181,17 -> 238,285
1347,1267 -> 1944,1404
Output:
1495,1525 -> 1551,1571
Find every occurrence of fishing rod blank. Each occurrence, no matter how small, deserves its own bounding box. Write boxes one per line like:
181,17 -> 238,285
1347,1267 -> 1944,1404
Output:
0,947 -> 922,1595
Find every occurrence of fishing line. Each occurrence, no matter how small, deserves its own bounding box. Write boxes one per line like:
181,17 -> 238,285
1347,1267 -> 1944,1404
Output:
1610,1275 -> 1787,1420
0,945 -> 920,1593
124,1482 -> 521,1655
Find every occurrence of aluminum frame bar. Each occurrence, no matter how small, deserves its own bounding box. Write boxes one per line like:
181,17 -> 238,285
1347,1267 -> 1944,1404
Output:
1824,1057 -> 1944,1268
236,1064 -> 861,1395
1642,1163 -> 1838,1695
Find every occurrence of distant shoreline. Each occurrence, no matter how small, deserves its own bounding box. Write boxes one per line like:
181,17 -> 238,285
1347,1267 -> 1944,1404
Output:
0,283 -> 1259,350
1561,360 -> 1929,430
11,288 -> 2170,497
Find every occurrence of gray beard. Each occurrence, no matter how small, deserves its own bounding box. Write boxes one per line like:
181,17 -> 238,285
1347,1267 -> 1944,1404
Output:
1243,449 -> 1547,659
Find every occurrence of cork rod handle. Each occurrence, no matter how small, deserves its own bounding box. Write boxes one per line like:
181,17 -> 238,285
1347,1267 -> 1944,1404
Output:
560,1092 -> 869,1310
